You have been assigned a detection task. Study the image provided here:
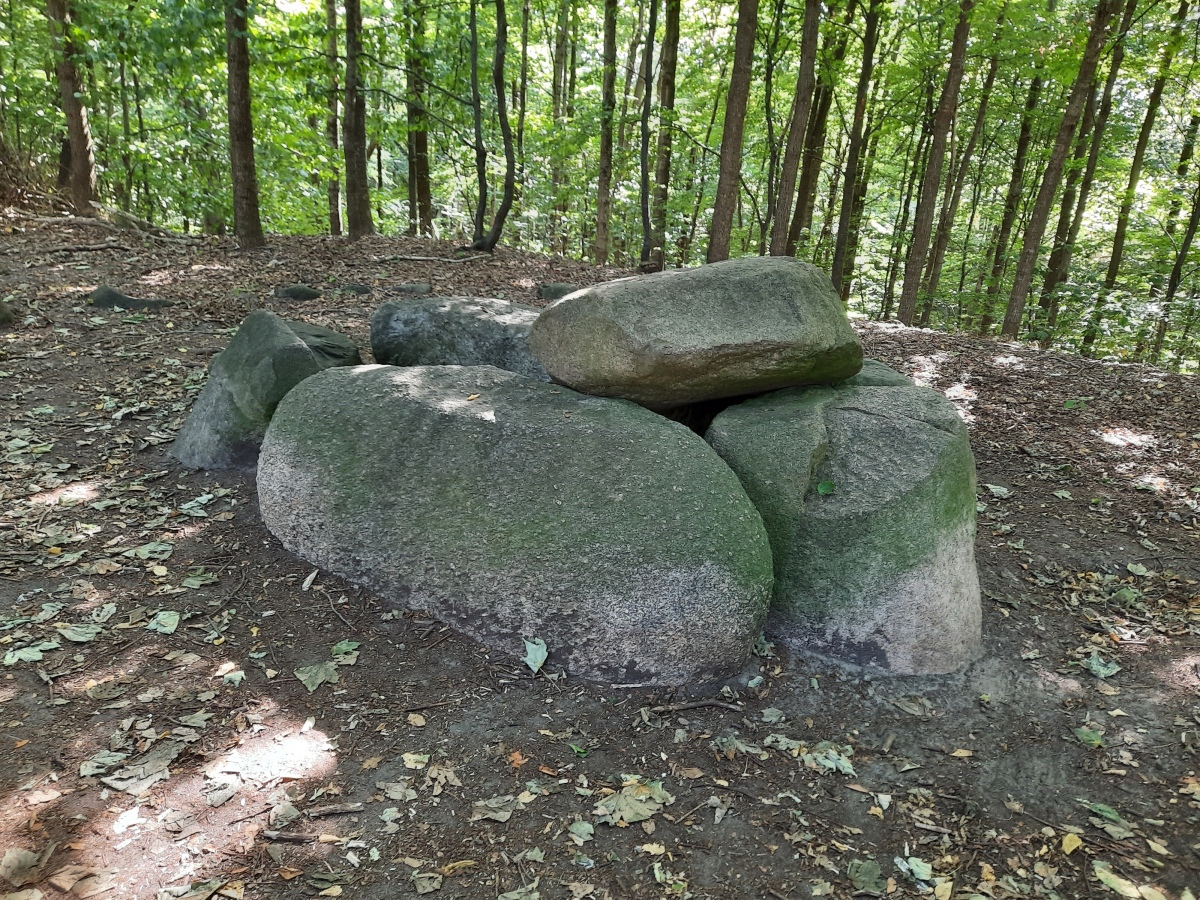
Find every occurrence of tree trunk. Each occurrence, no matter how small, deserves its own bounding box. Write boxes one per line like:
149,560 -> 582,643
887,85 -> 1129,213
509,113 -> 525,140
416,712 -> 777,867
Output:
1000,0 -> 1121,340
921,7 -> 1004,303
638,0 -> 659,265
467,0 -> 488,246
478,0 -> 515,251
897,0 -> 972,324
1035,83 -> 1097,342
706,0 -> 759,263
649,0 -> 680,270
1037,0 -> 1136,324
594,0 -> 618,263
1149,113 -> 1200,362
516,0 -> 529,202
405,0 -> 433,236
977,65 -> 1044,333
880,126 -> 925,319
829,0 -> 881,293
769,0 -> 819,256
1079,0 -> 1188,354
46,0 -> 97,215
224,0 -> 264,248
325,0 -> 341,235
343,0 -> 373,239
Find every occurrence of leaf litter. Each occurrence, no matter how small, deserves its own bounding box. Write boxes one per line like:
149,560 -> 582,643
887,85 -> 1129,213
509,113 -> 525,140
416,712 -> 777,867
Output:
0,223 -> 1198,899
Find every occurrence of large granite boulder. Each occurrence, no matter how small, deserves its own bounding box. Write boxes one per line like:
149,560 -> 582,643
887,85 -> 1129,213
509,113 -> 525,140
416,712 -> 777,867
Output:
172,311 -> 361,470
371,297 -> 548,380
705,361 -> 981,674
257,364 -> 773,686
528,257 -> 863,410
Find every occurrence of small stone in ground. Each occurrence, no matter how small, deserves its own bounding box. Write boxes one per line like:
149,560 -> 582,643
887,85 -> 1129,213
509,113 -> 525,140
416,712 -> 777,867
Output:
273,284 -> 322,301
88,285 -> 175,310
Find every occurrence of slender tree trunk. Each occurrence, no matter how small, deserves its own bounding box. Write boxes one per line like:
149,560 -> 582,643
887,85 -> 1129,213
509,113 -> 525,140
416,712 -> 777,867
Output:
978,65 -> 1044,332
467,0 -> 487,246
922,7 -> 1004,302
224,0 -> 264,247
638,0 -> 659,265
1079,0 -> 1189,354
325,0 -> 341,235
881,127 -> 924,319
1001,0 -> 1121,339
1038,0 -> 1136,322
829,0 -> 882,293
406,0 -> 432,235
516,0 -> 529,204
706,0 -> 759,262
118,57 -> 132,211
1035,83 -> 1096,341
594,0 -> 618,263
897,0 -> 972,324
649,0 -> 680,270
479,0 -> 515,251
769,0 -> 819,256
343,0 -> 373,238
46,0 -> 97,215
1150,113 -> 1200,362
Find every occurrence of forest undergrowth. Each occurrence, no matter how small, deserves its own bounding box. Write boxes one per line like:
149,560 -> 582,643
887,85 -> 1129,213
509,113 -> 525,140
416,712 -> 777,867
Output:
0,212 -> 1198,900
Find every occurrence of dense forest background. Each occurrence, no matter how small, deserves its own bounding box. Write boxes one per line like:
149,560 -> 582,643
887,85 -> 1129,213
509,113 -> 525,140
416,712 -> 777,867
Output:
3,0 -> 1200,368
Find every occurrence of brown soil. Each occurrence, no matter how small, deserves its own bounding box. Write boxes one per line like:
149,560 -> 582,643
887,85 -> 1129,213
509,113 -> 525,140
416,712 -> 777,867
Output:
1,212 -> 1198,900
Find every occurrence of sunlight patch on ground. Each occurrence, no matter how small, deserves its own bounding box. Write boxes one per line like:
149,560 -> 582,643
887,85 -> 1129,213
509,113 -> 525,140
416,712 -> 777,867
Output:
906,352 -> 952,387
28,480 -> 101,506
991,354 -> 1026,368
943,380 -> 977,423
1098,427 -> 1157,449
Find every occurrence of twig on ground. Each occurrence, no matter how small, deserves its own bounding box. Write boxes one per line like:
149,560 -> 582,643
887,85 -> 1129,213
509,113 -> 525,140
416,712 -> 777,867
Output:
648,699 -> 744,714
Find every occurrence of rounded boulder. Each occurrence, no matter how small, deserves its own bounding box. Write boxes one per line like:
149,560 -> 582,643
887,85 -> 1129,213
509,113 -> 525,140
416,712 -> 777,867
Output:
257,364 -> 774,686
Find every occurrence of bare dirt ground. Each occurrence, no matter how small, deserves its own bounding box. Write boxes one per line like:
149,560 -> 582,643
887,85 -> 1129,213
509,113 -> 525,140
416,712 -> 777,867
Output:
1,211 -> 1198,900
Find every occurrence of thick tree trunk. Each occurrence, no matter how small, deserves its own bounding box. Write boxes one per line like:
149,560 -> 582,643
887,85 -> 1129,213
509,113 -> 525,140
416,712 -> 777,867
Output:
769,0 -> 819,256
224,0 -> 264,248
1000,0 -> 1121,340
343,0 -> 373,239
1079,0 -> 1188,354
897,0 -> 972,324
638,0 -> 659,265
594,0 -> 618,263
706,0 -> 759,262
648,0 -> 680,270
829,0 -> 881,293
478,0 -> 515,251
325,0 -> 341,235
46,0 -> 97,216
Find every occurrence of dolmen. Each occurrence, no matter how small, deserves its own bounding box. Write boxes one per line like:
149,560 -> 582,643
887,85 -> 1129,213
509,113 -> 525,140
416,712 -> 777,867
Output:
174,257 -> 982,684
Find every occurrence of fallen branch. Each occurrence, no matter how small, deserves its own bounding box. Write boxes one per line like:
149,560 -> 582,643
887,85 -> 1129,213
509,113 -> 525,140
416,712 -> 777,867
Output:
44,241 -> 132,253
305,802 -> 365,818
648,699 -> 744,714
373,254 -> 490,264
262,830 -> 319,843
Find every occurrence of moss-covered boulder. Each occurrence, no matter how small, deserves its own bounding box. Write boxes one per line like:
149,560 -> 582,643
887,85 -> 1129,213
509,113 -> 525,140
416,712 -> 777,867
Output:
257,364 -> 774,686
705,360 -> 981,674
171,310 -> 361,471
528,257 -> 863,410
371,297 -> 548,380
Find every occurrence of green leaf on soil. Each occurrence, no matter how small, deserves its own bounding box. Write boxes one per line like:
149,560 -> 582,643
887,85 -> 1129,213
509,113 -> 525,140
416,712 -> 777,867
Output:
522,637 -> 548,673
567,821 -> 594,845
181,568 -> 217,589
331,641 -> 360,665
1126,563 -> 1149,577
1084,653 -> 1121,679
985,484 -> 1012,498
1074,727 -> 1105,748
592,776 -> 674,826
1091,861 -> 1140,898
1053,490 -> 1073,500
761,707 -> 785,723
145,610 -> 179,634
80,749 -> 128,776
497,877 -> 539,900
1080,801 -> 1122,822
816,480 -> 835,495
469,794 -> 527,823
848,859 -> 886,893
4,641 -> 60,666
56,623 -> 102,642
412,871 -> 443,894
294,661 -> 339,693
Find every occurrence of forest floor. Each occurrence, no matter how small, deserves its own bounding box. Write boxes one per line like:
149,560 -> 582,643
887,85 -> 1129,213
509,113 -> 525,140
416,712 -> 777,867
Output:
0,211 -> 1198,900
